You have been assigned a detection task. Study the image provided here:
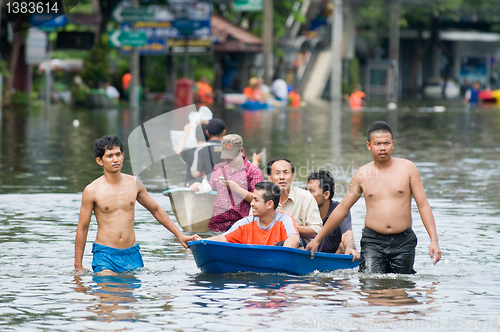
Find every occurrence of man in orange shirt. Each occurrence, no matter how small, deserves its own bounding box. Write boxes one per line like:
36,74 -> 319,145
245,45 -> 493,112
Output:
194,76 -> 214,106
344,84 -> 366,110
208,181 -> 300,248
243,77 -> 265,102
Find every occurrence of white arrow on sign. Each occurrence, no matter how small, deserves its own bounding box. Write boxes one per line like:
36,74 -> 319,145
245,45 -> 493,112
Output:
110,30 -> 122,47
113,6 -> 124,23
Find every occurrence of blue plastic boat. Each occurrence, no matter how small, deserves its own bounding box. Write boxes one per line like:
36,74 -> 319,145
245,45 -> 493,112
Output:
188,240 -> 359,275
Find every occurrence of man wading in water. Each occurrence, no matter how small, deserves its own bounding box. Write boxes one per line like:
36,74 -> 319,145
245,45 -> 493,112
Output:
75,135 -> 200,275
306,121 -> 441,274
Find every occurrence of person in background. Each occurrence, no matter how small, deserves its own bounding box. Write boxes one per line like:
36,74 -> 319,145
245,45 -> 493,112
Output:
463,81 -> 481,107
306,170 -> 359,258
271,76 -> 288,103
288,86 -> 301,108
344,84 -> 366,110
194,76 -> 214,106
71,76 -> 90,108
243,77 -> 265,102
103,81 -> 120,103
175,123 -> 208,185
257,77 -> 271,98
190,134 -> 264,232
190,118 -> 226,181
208,181 -> 300,248
122,73 -> 131,99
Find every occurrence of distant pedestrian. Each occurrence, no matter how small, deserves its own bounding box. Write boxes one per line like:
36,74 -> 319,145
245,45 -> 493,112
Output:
71,76 -> 90,108
463,81 -> 481,107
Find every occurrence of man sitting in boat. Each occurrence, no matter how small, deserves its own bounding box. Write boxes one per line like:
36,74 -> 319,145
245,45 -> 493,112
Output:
208,181 -> 300,248
306,170 -> 359,259
190,134 -> 264,232
265,158 -> 323,246
243,77 -> 266,103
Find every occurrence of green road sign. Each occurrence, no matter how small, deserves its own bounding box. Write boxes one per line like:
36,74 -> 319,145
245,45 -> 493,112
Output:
108,30 -> 148,47
113,6 -> 156,22
233,0 -> 263,12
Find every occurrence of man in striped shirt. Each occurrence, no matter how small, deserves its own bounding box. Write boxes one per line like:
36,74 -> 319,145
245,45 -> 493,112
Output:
208,182 -> 300,248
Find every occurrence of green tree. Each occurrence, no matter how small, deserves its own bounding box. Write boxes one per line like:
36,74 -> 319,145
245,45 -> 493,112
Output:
81,36 -> 111,88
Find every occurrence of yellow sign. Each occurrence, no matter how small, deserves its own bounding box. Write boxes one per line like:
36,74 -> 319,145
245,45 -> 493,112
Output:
167,39 -> 212,47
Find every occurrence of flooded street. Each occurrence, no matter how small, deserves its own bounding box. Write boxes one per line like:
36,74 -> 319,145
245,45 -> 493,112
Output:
0,101 -> 499,331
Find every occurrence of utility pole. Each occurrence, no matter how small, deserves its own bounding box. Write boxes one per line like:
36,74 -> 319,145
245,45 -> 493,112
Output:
330,0 -> 343,102
389,0 -> 400,102
129,0 -> 140,110
263,0 -> 273,85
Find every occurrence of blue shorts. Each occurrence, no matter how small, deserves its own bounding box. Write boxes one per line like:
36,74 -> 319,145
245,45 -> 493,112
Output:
92,243 -> 144,273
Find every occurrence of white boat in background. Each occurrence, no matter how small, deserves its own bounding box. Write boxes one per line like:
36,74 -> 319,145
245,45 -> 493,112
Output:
163,187 -> 215,233
423,78 -> 460,100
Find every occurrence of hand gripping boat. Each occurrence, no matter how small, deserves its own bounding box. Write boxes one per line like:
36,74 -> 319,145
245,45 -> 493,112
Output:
188,240 -> 359,275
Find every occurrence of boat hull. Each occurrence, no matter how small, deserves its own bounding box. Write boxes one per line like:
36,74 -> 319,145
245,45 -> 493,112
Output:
189,240 -> 359,275
163,188 -> 216,232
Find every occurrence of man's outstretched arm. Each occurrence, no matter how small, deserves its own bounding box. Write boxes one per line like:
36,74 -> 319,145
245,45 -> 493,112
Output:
306,172 -> 363,259
137,181 -> 200,248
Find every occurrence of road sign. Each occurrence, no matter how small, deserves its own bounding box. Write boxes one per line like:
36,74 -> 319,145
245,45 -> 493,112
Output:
120,39 -> 168,55
25,28 -> 47,65
233,0 -> 263,12
172,19 -> 203,36
108,30 -> 148,47
29,14 -> 68,30
113,6 -> 162,22
121,21 -> 210,39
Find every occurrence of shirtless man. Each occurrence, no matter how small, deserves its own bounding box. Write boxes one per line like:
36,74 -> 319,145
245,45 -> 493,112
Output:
306,121 -> 441,274
75,135 -> 200,275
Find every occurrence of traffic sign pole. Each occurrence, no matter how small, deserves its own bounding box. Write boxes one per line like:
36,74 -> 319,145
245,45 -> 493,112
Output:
130,0 -> 140,111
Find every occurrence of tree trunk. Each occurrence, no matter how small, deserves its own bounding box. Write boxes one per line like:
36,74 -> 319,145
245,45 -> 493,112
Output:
4,16 -> 24,108
99,0 -> 121,35
408,17 -> 440,100
439,40 -> 453,99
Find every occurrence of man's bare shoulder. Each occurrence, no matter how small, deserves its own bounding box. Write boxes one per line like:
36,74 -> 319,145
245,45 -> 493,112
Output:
353,162 -> 375,179
392,157 -> 418,171
124,174 -> 145,189
84,176 -> 104,194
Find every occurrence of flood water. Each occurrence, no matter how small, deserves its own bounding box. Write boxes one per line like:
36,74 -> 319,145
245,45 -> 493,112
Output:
0,101 -> 499,331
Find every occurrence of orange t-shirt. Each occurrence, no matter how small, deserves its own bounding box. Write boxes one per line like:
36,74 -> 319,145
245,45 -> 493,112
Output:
243,87 -> 262,101
349,91 -> 366,108
195,81 -> 213,104
122,73 -> 132,91
288,91 -> 300,108
224,211 -> 298,245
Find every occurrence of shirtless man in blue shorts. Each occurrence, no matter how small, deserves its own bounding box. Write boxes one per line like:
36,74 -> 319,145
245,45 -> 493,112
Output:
74,136 -> 200,275
306,121 -> 441,274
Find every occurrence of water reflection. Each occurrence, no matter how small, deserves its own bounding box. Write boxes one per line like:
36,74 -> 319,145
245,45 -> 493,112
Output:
189,272 -> 357,312
357,277 -> 438,307
73,275 -> 142,323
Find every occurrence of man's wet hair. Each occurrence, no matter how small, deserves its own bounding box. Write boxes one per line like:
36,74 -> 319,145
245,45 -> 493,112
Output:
307,170 -> 335,200
367,121 -> 393,142
254,181 -> 281,210
266,158 -> 295,175
94,135 -> 123,159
